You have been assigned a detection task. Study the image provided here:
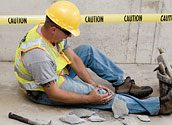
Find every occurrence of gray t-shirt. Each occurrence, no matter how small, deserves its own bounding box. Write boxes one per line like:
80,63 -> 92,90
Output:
22,26 -> 70,86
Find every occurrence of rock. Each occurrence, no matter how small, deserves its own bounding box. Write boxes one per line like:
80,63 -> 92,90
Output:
88,115 -> 106,122
121,116 -> 139,125
137,115 -> 150,122
59,114 -> 85,124
69,109 -> 95,118
112,97 -> 129,119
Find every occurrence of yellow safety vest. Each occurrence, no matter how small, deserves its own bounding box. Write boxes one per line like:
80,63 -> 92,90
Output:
14,23 -> 71,93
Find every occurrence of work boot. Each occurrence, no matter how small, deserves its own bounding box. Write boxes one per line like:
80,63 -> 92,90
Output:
114,76 -> 153,98
159,89 -> 172,115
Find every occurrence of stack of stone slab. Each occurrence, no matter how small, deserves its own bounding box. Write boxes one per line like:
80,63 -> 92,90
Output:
156,48 -> 172,97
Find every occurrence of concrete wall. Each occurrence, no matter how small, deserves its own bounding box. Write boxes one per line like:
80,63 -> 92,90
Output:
0,0 -> 172,64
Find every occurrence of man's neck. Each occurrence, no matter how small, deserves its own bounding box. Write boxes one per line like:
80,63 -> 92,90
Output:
41,26 -> 53,43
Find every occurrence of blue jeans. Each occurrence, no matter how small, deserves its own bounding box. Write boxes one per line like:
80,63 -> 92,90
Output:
28,44 -> 160,115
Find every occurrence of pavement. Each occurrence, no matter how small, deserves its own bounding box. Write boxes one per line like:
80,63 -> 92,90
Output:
1,62 -> 172,125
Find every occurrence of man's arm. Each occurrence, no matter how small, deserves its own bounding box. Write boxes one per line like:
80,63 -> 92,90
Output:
64,47 -> 96,85
43,80 -> 112,104
64,47 -> 114,95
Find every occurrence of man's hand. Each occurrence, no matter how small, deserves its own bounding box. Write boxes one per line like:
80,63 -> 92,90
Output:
88,87 -> 113,105
92,83 -> 114,96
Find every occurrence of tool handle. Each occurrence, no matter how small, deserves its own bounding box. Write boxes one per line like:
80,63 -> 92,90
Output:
8,112 -> 39,125
9,112 -> 30,123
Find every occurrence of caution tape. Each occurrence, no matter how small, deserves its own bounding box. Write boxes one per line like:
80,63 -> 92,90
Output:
0,14 -> 172,25
0,15 -> 45,25
81,14 -> 172,23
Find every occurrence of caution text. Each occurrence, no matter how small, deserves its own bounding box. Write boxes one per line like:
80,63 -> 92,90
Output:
85,16 -> 104,23
160,15 -> 172,22
124,15 -> 142,22
8,17 -> 27,24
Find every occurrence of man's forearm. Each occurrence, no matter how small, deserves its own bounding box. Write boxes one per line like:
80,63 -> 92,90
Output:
50,89 -> 91,104
43,82 -> 91,104
69,57 -> 96,85
64,47 -> 96,85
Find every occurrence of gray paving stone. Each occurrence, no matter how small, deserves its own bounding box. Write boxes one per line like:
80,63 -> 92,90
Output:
59,114 -> 85,124
69,109 -> 95,118
112,97 -> 129,119
137,115 -> 150,122
88,114 -> 106,122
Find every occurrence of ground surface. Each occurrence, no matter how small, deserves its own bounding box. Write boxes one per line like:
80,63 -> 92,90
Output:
1,62 -> 172,125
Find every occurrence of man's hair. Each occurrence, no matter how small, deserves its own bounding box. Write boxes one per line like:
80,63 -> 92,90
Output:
44,15 -> 57,28
45,16 -> 55,23
44,15 -> 71,36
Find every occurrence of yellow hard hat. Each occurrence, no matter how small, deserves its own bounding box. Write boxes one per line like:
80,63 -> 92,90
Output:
46,1 -> 80,36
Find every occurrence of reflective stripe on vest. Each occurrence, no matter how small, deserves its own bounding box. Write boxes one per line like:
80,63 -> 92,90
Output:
19,82 -> 40,90
20,38 -> 51,54
14,66 -> 33,81
18,76 -> 60,90
14,24 -> 71,91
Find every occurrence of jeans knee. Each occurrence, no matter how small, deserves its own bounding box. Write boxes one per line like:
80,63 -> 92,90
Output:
82,44 -> 94,50
79,44 -> 95,54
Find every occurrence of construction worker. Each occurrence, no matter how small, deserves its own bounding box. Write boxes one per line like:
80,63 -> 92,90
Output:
14,1 -> 172,115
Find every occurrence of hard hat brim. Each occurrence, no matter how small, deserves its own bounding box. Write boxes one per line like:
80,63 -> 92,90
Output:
69,28 -> 80,37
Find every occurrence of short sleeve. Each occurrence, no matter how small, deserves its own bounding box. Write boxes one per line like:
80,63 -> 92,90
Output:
63,39 -> 70,50
22,49 -> 58,85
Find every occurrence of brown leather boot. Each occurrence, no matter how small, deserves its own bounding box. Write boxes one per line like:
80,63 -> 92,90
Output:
114,76 -> 153,98
159,89 -> 172,115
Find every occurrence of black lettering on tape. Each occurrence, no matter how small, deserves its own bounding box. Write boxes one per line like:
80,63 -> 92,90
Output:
85,16 -> 104,23
124,15 -> 142,22
160,15 -> 172,22
8,17 -> 27,24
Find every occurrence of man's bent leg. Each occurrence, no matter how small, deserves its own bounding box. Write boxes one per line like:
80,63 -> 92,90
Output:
72,44 -> 153,98
73,44 -> 124,85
